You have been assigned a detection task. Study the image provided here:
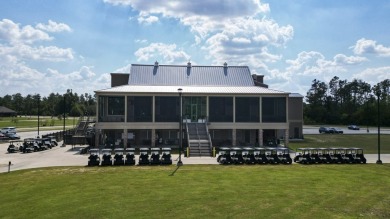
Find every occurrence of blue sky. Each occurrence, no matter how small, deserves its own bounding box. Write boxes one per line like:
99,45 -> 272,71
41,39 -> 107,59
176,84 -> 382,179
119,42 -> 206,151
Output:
0,0 -> 389,96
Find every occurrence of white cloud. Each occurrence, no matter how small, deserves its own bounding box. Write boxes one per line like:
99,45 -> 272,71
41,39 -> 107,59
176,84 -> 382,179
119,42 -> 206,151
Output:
36,20 -> 72,32
352,38 -> 390,57
0,19 -> 52,45
354,66 -> 390,84
104,0 -> 292,82
333,54 -> 367,65
137,14 -> 159,25
134,42 -> 190,64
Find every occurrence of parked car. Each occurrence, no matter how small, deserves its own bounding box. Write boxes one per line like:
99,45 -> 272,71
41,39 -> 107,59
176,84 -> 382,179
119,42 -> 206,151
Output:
329,128 -> 343,134
319,127 -> 331,133
0,133 -> 8,140
6,133 -> 20,139
348,125 -> 360,130
1,127 -> 17,134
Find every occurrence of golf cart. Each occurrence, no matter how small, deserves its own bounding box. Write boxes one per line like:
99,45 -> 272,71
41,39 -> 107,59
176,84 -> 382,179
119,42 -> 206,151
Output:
88,148 -> 100,166
113,148 -> 125,165
22,138 -> 38,153
34,138 -> 49,150
317,148 -> 333,164
253,147 -> 267,164
265,147 -> 280,164
150,148 -> 161,165
276,148 -> 292,164
217,147 -> 232,164
138,148 -> 150,165
7,140 -> 22,153
293,148 -> 312,164
125,148 -> 136,165
160,148 -> 172,165
242,147 -> 256,164
347,148 -> 367,164
46,136 -> 58,146
230,147 -> 244,164
328,147 -> 345,164
101,149 -> 113,166
42,138 -> 53,149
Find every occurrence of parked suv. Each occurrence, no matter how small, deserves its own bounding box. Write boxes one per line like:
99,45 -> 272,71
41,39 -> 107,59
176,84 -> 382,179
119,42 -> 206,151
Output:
1,127 -> 17,134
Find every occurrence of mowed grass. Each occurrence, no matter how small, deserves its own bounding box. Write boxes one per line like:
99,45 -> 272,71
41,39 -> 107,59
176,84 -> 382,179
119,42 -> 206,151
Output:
0,165 -> 389,219
0,116 -> 77,130
289,134 -> 390,154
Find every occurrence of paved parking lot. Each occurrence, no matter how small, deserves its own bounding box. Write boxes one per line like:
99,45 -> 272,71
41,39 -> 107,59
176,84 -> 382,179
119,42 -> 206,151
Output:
1,141 -> 389,173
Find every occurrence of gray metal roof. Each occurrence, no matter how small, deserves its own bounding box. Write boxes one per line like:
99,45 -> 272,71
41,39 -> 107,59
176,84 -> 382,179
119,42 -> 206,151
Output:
96,85 -> 288,95
289,93 -> 304,98
128,64 -> 255,86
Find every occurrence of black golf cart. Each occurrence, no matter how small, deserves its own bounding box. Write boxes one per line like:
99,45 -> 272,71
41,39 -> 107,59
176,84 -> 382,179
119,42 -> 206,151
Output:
253,147 -> 267,164
101,149 -> 112,166
160,148 -> 172,165
150,148 -> 161,165
230,147 -> 244,164
113,148 -> 125,165
217,147 -> 232,164
22,138 -> 37,153
125,148 -> 136,165
276,148 -> 292,164
242,147 -> 256,164
88,148 -> 100,166
138,148 -> 150,165
293,148 -> 312,164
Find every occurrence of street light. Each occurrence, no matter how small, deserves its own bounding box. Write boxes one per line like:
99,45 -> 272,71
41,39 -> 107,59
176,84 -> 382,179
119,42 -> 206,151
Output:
376,90 -> 382,164
177,88 -> 183,166
37,94 -> 40,138
62,92 -> 66,147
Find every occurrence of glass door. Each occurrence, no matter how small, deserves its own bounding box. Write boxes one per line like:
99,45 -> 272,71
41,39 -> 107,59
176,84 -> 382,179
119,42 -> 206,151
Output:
191,104 -> 197,122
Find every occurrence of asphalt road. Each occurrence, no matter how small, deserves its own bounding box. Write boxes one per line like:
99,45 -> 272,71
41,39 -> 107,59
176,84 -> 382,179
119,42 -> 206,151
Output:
303,126 -> 390,135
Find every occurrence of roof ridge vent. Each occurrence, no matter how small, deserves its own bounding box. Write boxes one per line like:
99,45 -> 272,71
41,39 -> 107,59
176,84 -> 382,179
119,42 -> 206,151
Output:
154,61 -> 159,67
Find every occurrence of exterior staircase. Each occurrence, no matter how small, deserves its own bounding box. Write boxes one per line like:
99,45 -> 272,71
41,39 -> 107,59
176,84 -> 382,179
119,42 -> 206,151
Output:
186,122 -> 212,157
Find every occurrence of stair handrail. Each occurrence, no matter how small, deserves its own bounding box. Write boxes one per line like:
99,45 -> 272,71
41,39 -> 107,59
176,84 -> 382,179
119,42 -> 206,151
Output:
184,115 -> 191,154
205,116 -> 213,152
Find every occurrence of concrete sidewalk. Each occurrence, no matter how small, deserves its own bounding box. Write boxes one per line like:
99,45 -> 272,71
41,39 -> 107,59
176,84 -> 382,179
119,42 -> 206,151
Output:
0,142 -> 389,173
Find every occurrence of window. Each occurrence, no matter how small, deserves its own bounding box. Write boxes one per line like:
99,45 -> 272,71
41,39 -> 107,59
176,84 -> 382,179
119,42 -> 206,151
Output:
209,97 -> 233,122
235,97 -> 259,122
262,97 -> 286,122
155,96 -> 180,122
98,96 -> 125,122
108,97 -> 124,115
127,96 -> 153,122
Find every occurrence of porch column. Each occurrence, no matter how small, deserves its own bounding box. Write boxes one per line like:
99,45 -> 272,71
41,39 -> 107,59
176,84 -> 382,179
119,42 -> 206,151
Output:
258,129 -> 263,147
284,128 -> 289,147
94,129 -> 99,148
123,129 -> 128,149
232,129 -> 236,146
151,129 -> 156,147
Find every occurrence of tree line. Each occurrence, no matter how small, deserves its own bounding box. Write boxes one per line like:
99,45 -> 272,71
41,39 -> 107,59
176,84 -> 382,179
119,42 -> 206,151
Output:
305,77 -> 390,126
0,89 -> 96,118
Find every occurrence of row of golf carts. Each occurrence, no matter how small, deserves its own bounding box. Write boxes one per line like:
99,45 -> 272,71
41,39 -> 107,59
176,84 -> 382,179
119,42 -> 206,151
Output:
217,147 -> 293,165
294,147 -> 367,164
88,147 -> 173,166
7,137 -> 58,153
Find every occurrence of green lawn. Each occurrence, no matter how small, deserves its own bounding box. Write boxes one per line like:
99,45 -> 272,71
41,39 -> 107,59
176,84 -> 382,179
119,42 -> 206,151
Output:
1,165 -> 389,218
289,134 -> 390,154
0,116 -> 78,130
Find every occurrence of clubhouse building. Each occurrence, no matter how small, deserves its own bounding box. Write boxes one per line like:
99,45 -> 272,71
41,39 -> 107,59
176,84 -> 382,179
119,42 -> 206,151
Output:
94,62 -> 303,156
